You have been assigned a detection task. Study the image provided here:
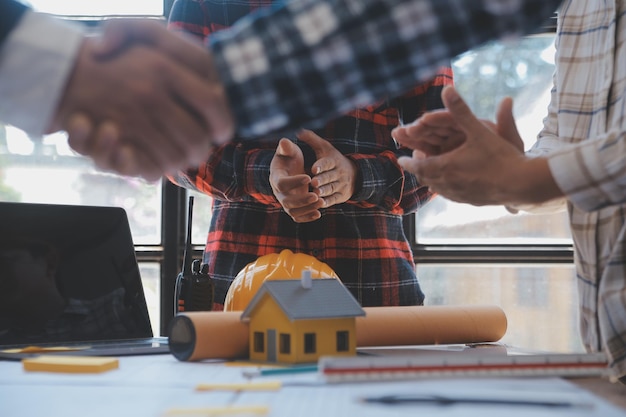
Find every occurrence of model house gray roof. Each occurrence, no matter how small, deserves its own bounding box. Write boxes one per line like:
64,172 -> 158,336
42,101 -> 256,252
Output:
241,279 -> 365,321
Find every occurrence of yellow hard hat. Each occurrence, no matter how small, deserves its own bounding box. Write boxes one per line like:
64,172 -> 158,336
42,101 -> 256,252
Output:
223,249 -> 339,311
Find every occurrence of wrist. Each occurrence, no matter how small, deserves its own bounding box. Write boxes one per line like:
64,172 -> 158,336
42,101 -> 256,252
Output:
350,160 -> 361,199
509,156 -> 563,205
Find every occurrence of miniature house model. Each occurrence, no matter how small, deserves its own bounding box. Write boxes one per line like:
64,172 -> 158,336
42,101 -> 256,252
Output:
240,273 -> 365,364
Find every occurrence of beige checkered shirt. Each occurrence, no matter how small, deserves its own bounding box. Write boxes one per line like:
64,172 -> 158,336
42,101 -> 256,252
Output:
529,0 -> 626,379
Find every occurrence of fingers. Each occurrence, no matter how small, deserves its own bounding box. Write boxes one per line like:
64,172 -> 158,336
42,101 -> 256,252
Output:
296,129 -> 332,155
275,175 -> 312,191
395,124 -> 463,155
270,137 -> 324,222
58,37 -> 231,180
397,150 -> 429,179
295,130 -> 341,184
296,129 -> 357,207
276,137 -> 301,159
296,129 -> 335,175
272,174 -> 322,223
65,114 -> 94,156
495,96 -> 524,152
290,208 -> 323,223
276,181 -> 323,223
398,87 -> 531,206
91,18 -> 143,57
157,62 -> 231,161
66,114 -> 164,181
392,109 -> 465,156
94,18 -> 235,148
95,19 -> 213,77
440,86 -> 492,139
270,138 -> 306,186
274,178 -> 319,213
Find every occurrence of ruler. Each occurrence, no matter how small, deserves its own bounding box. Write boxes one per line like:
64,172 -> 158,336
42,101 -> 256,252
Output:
319,352 -> 609,383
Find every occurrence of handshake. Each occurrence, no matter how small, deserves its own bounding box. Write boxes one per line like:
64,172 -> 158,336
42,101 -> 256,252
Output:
49,19 -> 235,182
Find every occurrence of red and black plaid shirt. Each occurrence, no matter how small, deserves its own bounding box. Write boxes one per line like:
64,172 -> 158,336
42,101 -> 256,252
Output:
167,0 -> 453,309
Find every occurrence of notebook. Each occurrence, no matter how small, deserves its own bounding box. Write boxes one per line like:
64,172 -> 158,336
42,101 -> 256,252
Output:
0,201 -> 169,359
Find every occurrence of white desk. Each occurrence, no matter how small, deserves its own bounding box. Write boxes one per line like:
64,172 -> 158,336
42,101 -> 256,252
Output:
1,354 -> 625,417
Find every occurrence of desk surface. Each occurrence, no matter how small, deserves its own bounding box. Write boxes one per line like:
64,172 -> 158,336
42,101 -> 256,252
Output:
1,354 -> 625,417
570,377 -> 626,409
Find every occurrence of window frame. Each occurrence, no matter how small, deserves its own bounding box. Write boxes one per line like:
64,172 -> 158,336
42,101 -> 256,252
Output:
155,14 -> 567,334
336,330 -> 350,352
304,333 -> 317,354
253,331 -> 265,353
279,333 -> 291,354
37,4 -> 565,335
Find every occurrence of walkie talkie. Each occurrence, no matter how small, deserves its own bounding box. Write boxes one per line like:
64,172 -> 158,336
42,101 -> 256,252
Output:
174,196 -> 214,314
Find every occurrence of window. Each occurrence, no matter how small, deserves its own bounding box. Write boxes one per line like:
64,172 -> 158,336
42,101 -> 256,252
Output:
418,264 -> 583,353
416,35 -> 568,245
336,331 -> 349,352
279,333 -> 291,354
1,0 -> 169,335
4,3 -> 574,353
253,332 -> 265,353
26,0 -> 163,16
303,333 -> 316,354
409,33 -> 581,354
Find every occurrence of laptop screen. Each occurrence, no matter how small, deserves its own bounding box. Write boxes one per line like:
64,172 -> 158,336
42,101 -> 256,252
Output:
0,202 -> 154,347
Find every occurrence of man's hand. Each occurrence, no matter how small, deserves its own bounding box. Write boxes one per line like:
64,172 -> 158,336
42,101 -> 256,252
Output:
270,138 -> 323,223
296,129 -> 357,208
394,86 -> 557,206
392,109 -> 467,156
392,93 -> 523,157
52,19 -> 234,181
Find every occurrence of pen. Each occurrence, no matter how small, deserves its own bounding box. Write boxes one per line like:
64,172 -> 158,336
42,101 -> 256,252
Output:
361,394 -> 591,408
243,365 -> 318,378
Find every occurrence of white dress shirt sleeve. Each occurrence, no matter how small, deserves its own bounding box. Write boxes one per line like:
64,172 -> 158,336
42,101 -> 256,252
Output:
0,10 -> 85,136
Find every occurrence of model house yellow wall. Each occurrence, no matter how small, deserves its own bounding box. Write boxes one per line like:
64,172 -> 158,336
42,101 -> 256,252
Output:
248,293 -> 358,363
288,315 -> 357,363
242,278 -> 365,364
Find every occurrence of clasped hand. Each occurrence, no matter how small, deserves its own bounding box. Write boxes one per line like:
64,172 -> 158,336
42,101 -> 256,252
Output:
49,19 -> 234,182
390,86 -> 531,206
269,130 -> 357,223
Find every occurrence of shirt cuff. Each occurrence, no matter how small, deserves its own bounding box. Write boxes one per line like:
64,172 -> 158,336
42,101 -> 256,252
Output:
547,142 -> 606,212
0,10 -> 85,136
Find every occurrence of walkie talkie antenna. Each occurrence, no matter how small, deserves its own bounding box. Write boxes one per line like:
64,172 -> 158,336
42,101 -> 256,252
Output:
175,194 -> 213,314
181,195 -> 194,276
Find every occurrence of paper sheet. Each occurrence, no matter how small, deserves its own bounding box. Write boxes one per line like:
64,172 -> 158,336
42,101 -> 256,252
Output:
0,355 -> 625,417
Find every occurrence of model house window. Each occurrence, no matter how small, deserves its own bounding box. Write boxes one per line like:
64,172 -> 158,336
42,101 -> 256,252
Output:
303,333 -> 316,354
253,332 -> 264,353
279,333 -> 291,354
336,331 -> 349,352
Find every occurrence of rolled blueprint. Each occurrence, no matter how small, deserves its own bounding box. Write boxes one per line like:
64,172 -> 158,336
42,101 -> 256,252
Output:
168,305 -> 507,362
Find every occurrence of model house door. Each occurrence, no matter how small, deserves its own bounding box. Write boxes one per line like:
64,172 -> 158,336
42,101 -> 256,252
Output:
267,329 -> 277,362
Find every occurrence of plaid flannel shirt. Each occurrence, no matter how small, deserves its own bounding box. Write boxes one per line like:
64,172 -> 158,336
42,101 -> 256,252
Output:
168,0 -> 453,308
524,0 -> 626,381
0,0 -> 27,45
207,0 -> 562,138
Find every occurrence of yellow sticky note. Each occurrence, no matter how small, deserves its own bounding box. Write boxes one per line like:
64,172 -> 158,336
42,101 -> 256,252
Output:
22,355 -> 119,374
4,346 -> 89,354
195,381 -> 282,391
163,405 -> 270,416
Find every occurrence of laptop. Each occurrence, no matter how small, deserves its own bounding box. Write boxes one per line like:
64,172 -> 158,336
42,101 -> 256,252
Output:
0,202 -> 169,359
